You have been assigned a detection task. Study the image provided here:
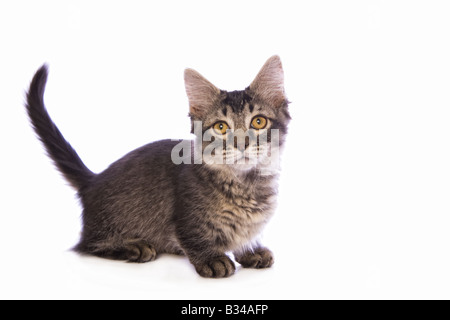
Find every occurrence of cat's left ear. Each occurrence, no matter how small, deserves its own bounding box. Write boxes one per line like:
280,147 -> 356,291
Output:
184,68 -> 221,118
249,55 -> 287,108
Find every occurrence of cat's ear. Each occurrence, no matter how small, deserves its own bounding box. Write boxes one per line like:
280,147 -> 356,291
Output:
184,68 -> 221,118
249,55 -> 286,108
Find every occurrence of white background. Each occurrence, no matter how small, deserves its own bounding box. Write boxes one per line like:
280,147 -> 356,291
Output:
1,0 -> 449,299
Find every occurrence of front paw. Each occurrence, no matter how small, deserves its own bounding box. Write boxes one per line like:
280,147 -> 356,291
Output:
194,255 -> 236,278
235,247 -> 274,269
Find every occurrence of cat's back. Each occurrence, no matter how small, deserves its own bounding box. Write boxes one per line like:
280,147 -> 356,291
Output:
93,139 -> 180,185
79,140 -> 181,229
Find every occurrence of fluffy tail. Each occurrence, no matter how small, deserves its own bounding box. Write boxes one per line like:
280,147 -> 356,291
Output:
25,64 -> 95,190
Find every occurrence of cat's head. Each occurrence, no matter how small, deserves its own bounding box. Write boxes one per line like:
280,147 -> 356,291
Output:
184,55 -> 290,174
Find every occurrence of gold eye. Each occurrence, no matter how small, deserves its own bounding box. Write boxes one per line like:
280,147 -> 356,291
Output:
213,121 -> 229,135
251,116 -> 267,130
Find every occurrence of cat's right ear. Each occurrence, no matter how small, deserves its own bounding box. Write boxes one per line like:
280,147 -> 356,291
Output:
184,68 -> 221,118
249,55 -> 286,109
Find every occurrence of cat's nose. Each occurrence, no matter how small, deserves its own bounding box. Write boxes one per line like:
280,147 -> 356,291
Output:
234,136 -> 250,152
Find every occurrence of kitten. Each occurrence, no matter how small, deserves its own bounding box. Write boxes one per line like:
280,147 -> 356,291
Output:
25,56 -> 290,278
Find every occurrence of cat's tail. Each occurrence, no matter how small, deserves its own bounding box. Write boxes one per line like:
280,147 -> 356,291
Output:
25,64 -> 95,190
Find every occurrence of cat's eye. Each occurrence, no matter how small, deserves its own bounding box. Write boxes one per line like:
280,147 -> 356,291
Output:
213,121 -> 229,135
251,116 -> 267,130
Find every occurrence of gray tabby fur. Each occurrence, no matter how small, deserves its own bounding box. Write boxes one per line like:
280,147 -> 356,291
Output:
25,55 -> 291,278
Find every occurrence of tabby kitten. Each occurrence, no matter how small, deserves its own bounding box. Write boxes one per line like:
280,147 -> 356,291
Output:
25,56 -> 290,278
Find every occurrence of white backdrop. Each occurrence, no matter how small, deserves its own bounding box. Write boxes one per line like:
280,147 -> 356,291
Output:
1,0 -> 450,299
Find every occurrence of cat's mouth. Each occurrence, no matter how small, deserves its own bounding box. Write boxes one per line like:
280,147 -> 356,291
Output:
200,143 -> 278,169
232,152 -> 260,165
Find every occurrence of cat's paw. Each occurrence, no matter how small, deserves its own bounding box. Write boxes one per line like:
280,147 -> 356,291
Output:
125,240 -> 157,263
235,247 -> 274,269
194,255 -> 236,278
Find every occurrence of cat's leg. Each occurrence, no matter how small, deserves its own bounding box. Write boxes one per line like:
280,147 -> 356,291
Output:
175,215 -> 236,278
92,239 -> 157,263
233,246 -> 274,269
